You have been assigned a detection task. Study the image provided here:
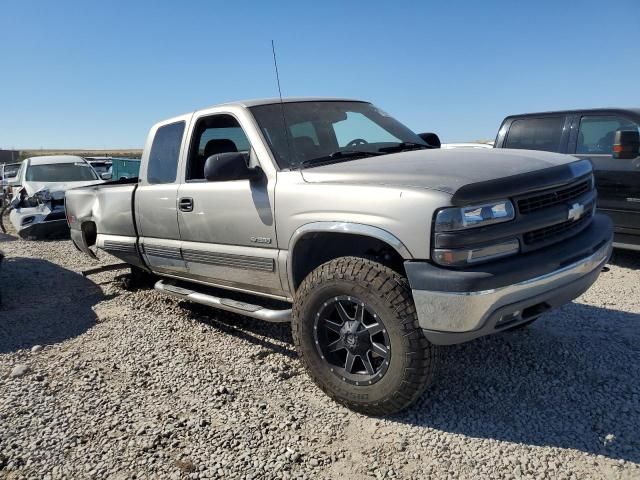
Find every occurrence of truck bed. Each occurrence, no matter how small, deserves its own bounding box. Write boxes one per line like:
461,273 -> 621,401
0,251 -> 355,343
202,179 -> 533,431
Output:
65,180 -> 141,265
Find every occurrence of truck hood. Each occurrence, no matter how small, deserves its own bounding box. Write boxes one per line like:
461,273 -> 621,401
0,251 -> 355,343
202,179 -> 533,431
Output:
300,148 -> 581,197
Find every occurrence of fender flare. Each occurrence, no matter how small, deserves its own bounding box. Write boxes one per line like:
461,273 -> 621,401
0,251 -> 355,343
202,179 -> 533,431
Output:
285,221 -> 413,292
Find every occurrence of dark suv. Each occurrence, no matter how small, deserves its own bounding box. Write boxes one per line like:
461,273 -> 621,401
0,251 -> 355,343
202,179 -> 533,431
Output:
495,109 -> 640,251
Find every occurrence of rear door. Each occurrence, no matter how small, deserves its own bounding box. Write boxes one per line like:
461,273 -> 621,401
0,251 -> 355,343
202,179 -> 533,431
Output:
136,116 -> 191,275
568,113 -> 640,231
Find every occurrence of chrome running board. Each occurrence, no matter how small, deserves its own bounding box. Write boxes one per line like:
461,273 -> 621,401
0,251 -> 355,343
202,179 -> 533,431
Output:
154,280 -> 291,323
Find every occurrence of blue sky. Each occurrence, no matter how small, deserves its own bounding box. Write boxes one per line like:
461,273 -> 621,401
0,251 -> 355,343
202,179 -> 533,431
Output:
1,0 -> 638,149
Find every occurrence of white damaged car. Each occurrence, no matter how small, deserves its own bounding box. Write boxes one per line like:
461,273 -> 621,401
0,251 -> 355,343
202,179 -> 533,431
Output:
10,155 -> 102,239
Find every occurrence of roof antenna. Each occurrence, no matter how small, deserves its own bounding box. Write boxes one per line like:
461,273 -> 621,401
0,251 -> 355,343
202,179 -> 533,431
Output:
271,40 -> 294,168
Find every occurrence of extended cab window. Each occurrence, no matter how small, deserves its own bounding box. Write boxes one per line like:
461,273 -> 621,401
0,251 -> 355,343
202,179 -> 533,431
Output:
504,117 -> 564,152
186,115 -> 251,180
147,121 -> 185,184
576,115 -> 639,154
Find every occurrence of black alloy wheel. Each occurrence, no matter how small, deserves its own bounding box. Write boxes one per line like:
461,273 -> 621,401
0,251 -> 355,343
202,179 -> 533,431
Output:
313,295 -> 391,385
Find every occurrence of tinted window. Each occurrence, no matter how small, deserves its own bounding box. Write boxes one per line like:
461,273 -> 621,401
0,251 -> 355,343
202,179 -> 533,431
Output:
186,115 -> 251,180
577,115 -> 639,154
504,117 -> 564,152
147,121 -> 185,184
26,163 -> 98,182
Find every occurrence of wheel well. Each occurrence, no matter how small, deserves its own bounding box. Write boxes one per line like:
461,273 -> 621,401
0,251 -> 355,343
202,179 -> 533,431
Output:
82,221 -> 97,247
290,232 -> 406,291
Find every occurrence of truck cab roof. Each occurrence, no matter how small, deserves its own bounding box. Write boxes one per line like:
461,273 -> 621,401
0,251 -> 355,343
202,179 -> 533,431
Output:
503,107 -> 640,120
217,97 -> 366,109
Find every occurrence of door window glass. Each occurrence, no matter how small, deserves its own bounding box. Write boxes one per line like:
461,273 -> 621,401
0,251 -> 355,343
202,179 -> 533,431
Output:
576,116 -> 639,154
504,117 -> 564,152
147,121 -> 185,184
187,115 -> 251,180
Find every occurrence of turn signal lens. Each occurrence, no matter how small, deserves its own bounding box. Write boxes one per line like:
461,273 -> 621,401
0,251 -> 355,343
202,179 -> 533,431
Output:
432,239 -> 520,267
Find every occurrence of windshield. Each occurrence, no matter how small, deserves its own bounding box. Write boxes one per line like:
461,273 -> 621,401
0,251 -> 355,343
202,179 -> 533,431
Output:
250,101 -> 427,169
26,162 -> 98,182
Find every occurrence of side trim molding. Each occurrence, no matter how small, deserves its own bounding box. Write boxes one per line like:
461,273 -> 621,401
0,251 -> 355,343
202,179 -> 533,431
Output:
182,249 -> 275,272
142,244 -> 182,260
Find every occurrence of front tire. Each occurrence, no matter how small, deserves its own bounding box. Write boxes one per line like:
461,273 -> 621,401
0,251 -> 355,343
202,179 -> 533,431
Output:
292,257 -> 440,415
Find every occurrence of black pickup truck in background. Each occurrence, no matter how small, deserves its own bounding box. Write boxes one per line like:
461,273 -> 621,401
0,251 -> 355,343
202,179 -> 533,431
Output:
494,108 -> 640,251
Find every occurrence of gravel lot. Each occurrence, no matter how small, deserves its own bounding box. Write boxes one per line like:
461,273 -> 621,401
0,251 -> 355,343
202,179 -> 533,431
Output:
0,232 -> 639,479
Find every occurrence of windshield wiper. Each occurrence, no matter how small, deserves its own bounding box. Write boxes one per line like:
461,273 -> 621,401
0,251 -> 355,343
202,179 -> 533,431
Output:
300,150 -> 383,168
377,142 -> 431,153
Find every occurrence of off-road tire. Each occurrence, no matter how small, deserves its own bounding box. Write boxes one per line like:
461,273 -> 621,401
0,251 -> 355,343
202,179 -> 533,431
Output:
292,256 -> 440,415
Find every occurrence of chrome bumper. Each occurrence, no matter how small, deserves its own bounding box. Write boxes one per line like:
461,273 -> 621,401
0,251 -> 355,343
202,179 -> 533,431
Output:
412,239 -> 612,344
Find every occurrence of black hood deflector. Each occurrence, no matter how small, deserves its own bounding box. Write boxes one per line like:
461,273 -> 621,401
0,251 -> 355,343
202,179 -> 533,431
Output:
450,159 -> 592,206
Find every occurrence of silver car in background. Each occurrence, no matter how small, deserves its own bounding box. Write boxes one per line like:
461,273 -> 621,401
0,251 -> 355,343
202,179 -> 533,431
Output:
10,155 -> 102,239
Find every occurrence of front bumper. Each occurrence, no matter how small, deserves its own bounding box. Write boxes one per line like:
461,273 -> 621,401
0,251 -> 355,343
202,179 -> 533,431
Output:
16,219 -> 68,239
10,206 -> 68,239
406,214 -> 613,345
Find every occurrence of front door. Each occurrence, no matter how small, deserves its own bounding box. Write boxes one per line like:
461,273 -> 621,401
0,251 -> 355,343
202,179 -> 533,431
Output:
176,112 -> 283,297
570,114 -> 640,234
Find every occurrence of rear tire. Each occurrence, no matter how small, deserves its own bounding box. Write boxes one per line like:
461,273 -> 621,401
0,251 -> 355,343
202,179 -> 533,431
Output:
292,256 -> 440,415
118,266 -> 157,290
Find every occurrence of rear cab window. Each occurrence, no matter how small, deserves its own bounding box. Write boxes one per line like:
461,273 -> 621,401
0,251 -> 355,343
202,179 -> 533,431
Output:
504,117 -> 565,152
147,121 -> 186,184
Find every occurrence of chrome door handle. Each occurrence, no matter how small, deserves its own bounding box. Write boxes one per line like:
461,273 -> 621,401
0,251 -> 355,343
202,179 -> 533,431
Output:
179,197 -> 193,212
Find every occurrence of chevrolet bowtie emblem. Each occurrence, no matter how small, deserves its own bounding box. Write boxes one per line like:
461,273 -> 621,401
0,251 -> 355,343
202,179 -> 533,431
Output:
568,202 -> 584,222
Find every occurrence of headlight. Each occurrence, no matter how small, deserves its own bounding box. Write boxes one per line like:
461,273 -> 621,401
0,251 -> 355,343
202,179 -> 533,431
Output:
432,200 -> 518,267
434,200 -> 515,232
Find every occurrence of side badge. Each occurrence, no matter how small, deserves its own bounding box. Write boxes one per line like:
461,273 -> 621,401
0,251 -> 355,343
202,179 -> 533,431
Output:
250,236 -> 272,244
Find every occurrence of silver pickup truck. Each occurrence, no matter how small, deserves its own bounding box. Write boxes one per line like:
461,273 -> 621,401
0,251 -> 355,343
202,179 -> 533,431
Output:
66,98 -> 613,415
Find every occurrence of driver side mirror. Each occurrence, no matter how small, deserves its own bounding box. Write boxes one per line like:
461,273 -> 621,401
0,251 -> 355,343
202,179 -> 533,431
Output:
613,129 -> 640,159
418,132 -> 441,148
204,152 -> 262,182
100,172 -> 112,181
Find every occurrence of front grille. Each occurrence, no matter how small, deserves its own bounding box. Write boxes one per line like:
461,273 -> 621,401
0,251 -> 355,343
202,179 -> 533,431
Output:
523,211 -> 592,245
517,178 -> 591,214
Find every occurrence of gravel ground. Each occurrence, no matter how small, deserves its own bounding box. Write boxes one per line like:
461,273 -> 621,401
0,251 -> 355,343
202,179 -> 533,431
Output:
0,232 -> 639,479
